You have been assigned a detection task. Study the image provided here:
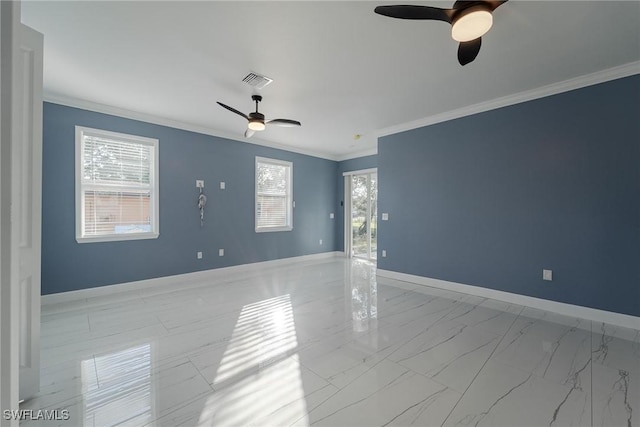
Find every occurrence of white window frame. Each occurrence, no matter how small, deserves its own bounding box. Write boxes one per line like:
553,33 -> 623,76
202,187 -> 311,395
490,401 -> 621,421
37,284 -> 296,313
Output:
255,156 -> 293,233
75,126 -> 160,243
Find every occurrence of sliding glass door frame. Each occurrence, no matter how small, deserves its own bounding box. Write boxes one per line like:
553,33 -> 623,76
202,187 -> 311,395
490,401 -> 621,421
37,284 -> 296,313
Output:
343,168 -> 377,261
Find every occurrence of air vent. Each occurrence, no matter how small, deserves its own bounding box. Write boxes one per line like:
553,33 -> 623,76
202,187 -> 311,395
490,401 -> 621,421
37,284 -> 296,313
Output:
242,72 -> 273,89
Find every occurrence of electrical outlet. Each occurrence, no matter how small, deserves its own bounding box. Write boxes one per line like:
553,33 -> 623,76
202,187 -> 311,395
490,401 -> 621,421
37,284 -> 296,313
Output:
382,250 -> 387,258
543,269 -> 553,281
382,213 -> 389,221
220,181 -> 225,190
329,213 -> 334,219
219,249 -> 224,257
197,251 -> 203,259
319,239 -> 323,245
196,180 -> 204,188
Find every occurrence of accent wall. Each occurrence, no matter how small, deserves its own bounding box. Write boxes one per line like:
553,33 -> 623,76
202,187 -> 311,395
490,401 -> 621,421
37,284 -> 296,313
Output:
377,75 -> 640,317
42,102 -> 339,295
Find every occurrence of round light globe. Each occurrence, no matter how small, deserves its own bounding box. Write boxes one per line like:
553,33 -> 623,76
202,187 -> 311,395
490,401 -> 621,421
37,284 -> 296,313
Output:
451,9 -> 493,42
248,120 -> 265,131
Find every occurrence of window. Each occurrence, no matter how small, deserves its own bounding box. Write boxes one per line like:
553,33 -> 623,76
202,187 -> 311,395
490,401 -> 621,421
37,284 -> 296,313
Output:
75,126 -> 159,243
255,157 -> 293,232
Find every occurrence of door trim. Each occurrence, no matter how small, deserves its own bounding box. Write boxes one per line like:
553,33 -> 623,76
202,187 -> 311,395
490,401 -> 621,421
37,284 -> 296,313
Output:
1,1 -> 22,418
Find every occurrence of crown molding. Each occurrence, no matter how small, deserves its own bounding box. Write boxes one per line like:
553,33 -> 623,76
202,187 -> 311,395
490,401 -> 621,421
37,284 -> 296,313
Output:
43,92 -> 340,161
44,61 -> 639,163
335,147 -> 378,162
376,61 -> 640,139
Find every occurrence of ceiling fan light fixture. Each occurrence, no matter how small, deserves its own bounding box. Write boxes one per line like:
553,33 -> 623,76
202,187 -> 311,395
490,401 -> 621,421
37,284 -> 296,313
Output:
248,120 -> 265,131
451,6 -> 493,42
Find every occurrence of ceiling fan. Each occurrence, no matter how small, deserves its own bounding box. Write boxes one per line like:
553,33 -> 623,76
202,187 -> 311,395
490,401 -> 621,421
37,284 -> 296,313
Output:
374,1 -> 508,65
217,95 -> 301,138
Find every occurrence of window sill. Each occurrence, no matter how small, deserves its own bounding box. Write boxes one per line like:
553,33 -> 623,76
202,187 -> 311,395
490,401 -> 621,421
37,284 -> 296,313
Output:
255,226 -> 293,233
76,232 -> 159,244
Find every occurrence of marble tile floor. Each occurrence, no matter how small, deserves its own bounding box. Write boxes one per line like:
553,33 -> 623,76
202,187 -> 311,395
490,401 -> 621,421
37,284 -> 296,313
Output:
23,258 -> 639,426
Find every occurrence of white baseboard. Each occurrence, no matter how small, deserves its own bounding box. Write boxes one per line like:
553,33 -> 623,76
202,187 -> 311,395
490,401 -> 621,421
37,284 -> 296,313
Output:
376,269 -> 640,331
42,251 -> 343,305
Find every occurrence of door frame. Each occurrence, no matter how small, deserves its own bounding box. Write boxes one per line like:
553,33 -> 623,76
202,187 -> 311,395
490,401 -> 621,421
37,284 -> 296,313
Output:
343,168 -> 377,260
1,0 -> 23,417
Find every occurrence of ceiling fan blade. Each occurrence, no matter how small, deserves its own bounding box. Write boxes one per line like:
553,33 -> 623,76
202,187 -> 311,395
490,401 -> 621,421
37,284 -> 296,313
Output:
266,119 -> 301,127
217,102 -> 249,120
458,38 -> 482,66
374,5 -> 453,23
244,129 -> 255,138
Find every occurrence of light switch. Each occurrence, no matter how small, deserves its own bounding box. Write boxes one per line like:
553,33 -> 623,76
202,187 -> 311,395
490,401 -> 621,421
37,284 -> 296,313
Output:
220,181 -> 225,190
543,269 -> 553,281
330,213 -> 334,219
382,213 -> 389,221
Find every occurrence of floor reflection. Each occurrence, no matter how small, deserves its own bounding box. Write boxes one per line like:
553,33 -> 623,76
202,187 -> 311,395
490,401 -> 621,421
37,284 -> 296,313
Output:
348,259 -> 378,333
82,343 -> 153,426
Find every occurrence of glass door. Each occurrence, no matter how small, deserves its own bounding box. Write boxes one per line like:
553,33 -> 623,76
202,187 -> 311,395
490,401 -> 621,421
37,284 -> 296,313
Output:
350,172 -> 377,260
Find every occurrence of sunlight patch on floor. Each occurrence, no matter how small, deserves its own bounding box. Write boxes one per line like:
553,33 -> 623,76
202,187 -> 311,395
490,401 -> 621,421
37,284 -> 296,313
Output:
198,294 -> 309,426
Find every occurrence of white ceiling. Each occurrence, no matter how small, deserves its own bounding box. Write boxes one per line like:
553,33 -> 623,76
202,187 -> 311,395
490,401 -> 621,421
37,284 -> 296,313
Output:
21,1 -> 640,161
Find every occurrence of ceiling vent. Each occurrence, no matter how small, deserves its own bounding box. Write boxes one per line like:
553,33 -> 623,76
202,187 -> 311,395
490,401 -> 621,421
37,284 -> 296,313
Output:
242,72 -> 273,89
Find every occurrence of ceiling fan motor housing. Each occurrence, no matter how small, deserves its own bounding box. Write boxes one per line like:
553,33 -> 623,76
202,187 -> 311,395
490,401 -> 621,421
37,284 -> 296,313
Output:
248,111 -> 266,131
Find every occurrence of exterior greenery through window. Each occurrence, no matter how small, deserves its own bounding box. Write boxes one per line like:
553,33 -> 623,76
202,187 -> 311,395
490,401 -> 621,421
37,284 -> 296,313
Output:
255,157 -> 293,232
75,126 -> 159,243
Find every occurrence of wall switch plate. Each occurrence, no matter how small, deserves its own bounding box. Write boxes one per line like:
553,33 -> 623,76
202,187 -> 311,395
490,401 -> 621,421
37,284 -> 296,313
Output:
329,213 -> 334,219
197,251 -> 203,259
319,239 -> 323,245
220,181 -> 225,190
293,201 -> 296,208
219,249 -> 224,257
382,213 -> 389,221
382,250 -> 387,257
196,180 -> 204,188
543,269 -> 553,281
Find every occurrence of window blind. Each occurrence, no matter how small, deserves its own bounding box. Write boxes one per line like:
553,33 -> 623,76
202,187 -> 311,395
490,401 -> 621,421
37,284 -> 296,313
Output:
83,135 -> 152,186
256,158 -> 292,231
77,127 -> 158,241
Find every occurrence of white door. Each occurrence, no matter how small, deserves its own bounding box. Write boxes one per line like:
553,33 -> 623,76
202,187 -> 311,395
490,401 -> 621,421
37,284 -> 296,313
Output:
17,23 -> 44,402
0,1 -> 43,413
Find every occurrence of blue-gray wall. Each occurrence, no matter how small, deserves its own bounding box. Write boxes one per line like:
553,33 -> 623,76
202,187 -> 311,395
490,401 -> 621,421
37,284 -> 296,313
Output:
336,155 -> 378,251
377,75 -> 640,317
42,102 -> 339,295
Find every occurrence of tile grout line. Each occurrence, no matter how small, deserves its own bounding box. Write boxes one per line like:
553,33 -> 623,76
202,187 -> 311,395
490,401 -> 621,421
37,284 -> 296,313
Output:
188,359 -> 216,393
439,304 -> 526,426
